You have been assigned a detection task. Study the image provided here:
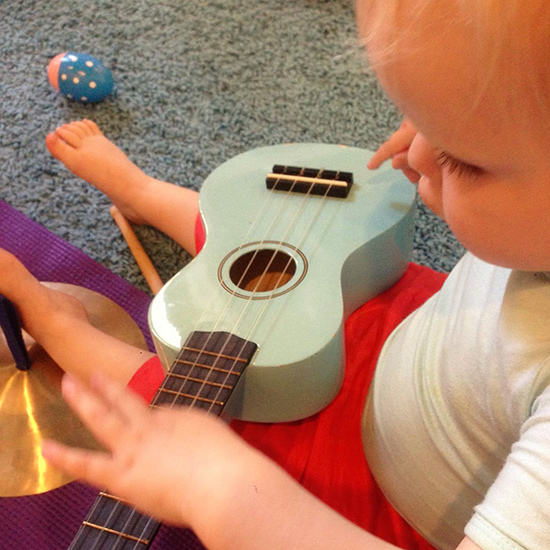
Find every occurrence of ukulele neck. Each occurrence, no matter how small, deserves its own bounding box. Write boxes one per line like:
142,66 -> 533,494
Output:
69,331 -> 257,549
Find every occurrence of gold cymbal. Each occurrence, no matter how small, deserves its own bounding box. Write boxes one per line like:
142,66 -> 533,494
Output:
0,283 -> 148,497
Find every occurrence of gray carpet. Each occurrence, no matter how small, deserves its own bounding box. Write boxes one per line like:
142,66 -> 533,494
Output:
0,0 -> 464,294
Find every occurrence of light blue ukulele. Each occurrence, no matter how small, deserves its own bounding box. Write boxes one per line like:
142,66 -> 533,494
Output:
69,144 -> 415,550
148,143 -> 416,423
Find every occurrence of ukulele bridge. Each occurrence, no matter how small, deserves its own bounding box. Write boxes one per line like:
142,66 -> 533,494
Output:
266,164 -> 353,198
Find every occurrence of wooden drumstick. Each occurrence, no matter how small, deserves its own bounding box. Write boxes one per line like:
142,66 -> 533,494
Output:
109,205 -> 164,295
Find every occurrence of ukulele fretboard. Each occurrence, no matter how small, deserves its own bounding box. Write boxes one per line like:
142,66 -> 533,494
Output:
69,331 -> 257,549
153,330 -> 257,413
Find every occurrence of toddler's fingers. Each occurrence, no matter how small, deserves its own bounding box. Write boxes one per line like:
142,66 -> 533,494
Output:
61,375 -> 135,450
41,439 -> 115,490
367,142 -> 396,169
402,167 -> 421,183
368,139 -> 409,169
89,373 -> 149,427
368,120 -> 417,170
391,152 -> 421,183
391,151 -> 410,170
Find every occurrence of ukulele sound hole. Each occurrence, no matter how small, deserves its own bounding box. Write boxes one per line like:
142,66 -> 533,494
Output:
230,249 -> 297,292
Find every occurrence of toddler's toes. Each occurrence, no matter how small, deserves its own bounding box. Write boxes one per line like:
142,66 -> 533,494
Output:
45,132 -> 73,161
66,121 -> 88,138
82,119 -> 102,135
55,125 -> 82,148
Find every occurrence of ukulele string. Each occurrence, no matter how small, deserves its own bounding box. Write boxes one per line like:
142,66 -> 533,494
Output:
203,170 -> 339,415
154,163 -> 302,377
103,171 -> 307,549
154,169 -> 308,411
82,167 -> 337,549
114,167 -> 342,550
122,173 -> 314,549
74,487 -> 122,550
234,173 -> 338,355
170,167 -> 325,415
155,164 -> 322,407
180,167 -> 336,426
94,491 -> 150,550
121,162 -> 346,550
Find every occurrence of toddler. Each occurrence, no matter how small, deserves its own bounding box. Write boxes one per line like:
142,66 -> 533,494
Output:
3,0 -> 550,549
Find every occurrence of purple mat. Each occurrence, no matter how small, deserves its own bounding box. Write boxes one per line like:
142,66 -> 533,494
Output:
0,200 -> 205,550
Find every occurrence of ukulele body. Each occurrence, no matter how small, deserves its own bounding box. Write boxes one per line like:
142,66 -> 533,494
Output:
149,143 -> 416,422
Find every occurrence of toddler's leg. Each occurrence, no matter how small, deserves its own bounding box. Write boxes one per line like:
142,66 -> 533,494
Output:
46,120 -> 200,255
0,249 -> 154,385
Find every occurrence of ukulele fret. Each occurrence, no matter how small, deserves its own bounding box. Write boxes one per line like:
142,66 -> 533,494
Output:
167,371 -> 234,389
182,345 -> 249,363
266,164 -> 354,198
99,490 -> 129,504
157,387 -> 226,406
81,521 -> 150,545
173,358 -> 243,376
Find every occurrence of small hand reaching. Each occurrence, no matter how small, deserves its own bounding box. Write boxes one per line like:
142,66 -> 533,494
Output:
367,119 -> 421,183
41,374 -> 257,528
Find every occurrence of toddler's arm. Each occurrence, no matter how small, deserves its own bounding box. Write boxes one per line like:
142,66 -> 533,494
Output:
40,374 -> 394,549
41,374 -> 483,550
368,119 -> 420,183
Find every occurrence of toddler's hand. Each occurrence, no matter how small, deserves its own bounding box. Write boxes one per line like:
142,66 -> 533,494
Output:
367,119 -> 421,183
41,374 -> 256,528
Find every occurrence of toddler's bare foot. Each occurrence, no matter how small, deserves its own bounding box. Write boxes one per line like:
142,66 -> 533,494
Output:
0,250 -> 90,346
45,120 -> 150,224
46,119 -> 201,255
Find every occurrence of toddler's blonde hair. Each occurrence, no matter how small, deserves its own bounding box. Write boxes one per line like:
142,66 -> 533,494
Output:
361,0 -> 550,120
